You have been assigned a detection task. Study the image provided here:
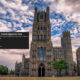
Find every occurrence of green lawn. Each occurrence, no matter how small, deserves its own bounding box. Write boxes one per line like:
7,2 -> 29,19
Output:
0,77 -> 80,80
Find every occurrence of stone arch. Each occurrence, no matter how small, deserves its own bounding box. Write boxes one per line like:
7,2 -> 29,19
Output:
38,63 -> 45,77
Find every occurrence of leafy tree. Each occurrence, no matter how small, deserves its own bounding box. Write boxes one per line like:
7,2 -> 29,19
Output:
9,70 -> 15,75
74,62 -> 77,73
52,59 -> 68,76
0,65 -> 8,75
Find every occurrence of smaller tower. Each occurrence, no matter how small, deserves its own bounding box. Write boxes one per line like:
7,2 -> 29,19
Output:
22,54 -> 25,61
15,61 -> 21,76
20,54 -> 26,76
61,31 -> 74,76
76,47 -> 80,76
15,61 -> 18,76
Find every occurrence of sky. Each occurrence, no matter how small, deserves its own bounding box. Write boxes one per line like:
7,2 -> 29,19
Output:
0,0 -> 80,70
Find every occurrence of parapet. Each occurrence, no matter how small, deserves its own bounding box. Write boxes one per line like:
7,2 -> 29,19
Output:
62,30 -> 70,38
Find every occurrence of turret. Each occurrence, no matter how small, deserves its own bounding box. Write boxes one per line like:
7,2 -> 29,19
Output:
46,7 -> 49,21
34,7 -> 37,22
61,31 -> 71,49
22,54 -> 25,62
63,31 -> 70,38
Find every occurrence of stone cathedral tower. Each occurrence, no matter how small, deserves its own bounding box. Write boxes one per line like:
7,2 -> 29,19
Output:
61,31 -> 74,76
30,7 -> 53,77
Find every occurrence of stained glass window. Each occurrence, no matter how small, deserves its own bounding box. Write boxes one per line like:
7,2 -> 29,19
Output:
38,48 -> 40,60
44,27 -> 46,30
40,14 -> 43,19
38,26 -> 39,30
41,35 -> 42,40
44,35 -> 46,40
37,35 -> 39,40
37,47 -> 46,61
43,48 -> 46,60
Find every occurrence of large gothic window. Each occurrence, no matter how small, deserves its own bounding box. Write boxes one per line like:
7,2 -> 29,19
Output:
44,35 -> 46,40
44,27 -> 46,30
38,48 -> 40,59
37,35 -> 46,41
40,14 -> 43,19
38,47 -> 46,61
37,35 -> 39,40
38,26 -> 39,30
41,35 -> 43,40
43,48 -> 46,59
41,26 -> 42,30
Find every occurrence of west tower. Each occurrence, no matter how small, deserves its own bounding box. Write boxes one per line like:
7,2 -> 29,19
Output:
30,7 -> 53,77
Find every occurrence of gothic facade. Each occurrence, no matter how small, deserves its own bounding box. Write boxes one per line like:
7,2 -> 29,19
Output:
15,7 -> 74,77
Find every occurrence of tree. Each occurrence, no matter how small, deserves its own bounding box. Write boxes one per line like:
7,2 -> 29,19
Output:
9,70 -> 15,75
0,65 -> 8,75
52,59 -> 68,76
74,62 -> 77,73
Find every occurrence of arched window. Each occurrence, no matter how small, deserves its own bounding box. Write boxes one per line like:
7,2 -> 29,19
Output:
37,35 -> 39,40
43,48 -> 46,60
38,48 -> 40,60
40,14 -> 43,19
38,26 -> 39,30
44,27 -> 46,30
44,35 -> 46,40
38,47 -> 46,61
40,47 -> 43,60
41,26 -> 42,30
41,35 -> 43,40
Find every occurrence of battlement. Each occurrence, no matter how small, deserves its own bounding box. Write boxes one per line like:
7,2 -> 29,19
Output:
34,7 -> 49,22
62,30 -> 70,38
35,6 -> 49,13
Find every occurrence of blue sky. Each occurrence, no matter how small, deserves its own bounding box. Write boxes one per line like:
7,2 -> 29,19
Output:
0,0 -> 80,70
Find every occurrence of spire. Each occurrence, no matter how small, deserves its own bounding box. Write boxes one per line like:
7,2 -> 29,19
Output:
22,54 -> 25,61
46,6 -> 49,21
46,6 -> 49,13
34,7 -> 37,22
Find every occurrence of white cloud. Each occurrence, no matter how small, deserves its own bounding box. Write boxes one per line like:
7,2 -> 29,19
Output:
0,0 -> 34,31
0,0 -> 80,69
0,20 -> 11,32
49,0 -> 80,24
0,49 -> 30,69
51,35 -> 61,47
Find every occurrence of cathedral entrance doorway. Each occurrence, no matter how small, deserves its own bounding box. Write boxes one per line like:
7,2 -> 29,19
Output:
38,63 -> 45,77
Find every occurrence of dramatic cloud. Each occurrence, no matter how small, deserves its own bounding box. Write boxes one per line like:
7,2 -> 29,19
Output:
0,0 -> 80,69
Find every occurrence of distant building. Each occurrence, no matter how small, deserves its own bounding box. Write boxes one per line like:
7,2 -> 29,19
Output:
76,47 -> 80,76
15,54 -> 29,76
15,7 -> 74,77
15,62 -> 21,76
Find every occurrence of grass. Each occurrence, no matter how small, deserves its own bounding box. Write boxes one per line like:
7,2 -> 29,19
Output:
0,77 -> 80,80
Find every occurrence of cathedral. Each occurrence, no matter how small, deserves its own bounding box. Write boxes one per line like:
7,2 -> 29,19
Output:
15,7 -> 74,77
